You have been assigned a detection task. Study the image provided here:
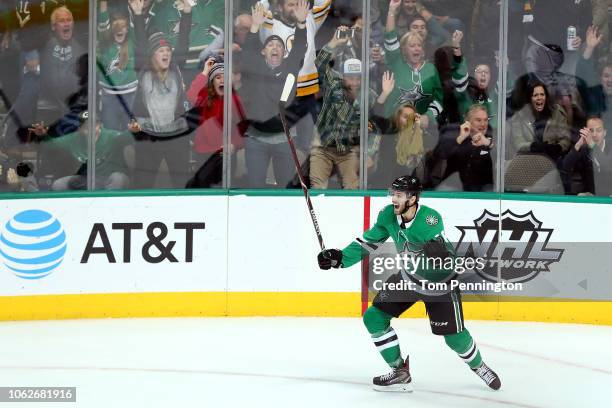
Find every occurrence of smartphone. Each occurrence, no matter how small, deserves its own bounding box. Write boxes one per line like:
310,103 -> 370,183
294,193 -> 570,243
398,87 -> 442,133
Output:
187,0 -> 197,6
335,28 -> 355,40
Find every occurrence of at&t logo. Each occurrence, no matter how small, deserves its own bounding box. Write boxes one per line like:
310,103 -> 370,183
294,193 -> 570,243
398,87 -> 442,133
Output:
0,210 -> 67,279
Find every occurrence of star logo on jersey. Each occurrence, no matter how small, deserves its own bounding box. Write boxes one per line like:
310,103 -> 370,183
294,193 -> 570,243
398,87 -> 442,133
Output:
107,51 -> 124,75
169,18 -> 197,38
169,19 -> 180,36
397,84 -> 431,107
425,215 -> 439,226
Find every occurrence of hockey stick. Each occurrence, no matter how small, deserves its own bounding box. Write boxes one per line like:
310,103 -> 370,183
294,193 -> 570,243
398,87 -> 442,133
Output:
278,73 -> 326,251
0,83 -> 24,132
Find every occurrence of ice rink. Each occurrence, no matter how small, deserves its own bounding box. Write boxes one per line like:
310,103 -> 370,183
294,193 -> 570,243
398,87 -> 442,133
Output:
0,317 -> 610,407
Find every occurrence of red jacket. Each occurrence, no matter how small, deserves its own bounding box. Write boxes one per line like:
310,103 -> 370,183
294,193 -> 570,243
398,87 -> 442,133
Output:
187,73 -> 246,154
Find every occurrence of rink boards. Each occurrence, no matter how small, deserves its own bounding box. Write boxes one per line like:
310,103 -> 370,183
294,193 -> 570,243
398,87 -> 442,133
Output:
0,191 -> 610,324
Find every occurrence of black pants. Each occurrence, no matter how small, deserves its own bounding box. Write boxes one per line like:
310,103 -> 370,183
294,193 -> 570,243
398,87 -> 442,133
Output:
133,137 -> 191,189
372,273 -> 465,335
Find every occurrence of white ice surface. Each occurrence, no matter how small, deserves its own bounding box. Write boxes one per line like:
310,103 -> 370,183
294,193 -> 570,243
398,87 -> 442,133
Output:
0,317 -> 611,408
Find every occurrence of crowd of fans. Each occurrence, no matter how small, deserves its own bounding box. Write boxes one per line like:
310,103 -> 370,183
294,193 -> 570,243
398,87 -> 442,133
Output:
0,0 -> 611,196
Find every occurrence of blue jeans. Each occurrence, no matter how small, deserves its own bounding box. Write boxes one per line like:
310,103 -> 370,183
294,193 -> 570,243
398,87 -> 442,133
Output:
100,91 -> 136,131
245,137 -> 295,188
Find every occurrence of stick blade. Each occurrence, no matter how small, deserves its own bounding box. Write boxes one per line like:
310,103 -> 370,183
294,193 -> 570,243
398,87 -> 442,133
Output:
279,73 -> 296,108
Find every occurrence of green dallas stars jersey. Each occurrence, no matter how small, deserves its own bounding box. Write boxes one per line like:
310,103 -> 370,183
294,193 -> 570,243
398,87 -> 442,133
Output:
341,204 -> 456,284
149,0 -> 225,70
383,29 -> 443,120
452,56 -> 498,130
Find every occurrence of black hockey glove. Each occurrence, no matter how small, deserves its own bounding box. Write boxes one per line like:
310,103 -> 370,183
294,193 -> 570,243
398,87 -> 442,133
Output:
317,249 -> 343,270
422,236 -> 451,259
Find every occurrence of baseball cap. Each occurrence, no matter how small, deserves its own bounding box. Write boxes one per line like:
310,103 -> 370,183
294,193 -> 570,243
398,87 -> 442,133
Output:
343,58 -> 362,76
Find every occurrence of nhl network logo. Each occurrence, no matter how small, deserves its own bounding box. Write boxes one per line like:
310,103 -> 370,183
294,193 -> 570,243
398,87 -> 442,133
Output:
454,210 -> 564,283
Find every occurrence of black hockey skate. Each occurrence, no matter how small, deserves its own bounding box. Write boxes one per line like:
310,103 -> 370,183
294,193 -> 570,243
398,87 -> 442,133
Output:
373,356 -> 413,392
472,362 -> 501,390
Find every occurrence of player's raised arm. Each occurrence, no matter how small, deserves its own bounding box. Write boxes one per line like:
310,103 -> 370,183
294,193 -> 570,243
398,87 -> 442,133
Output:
317,216 -> 390,270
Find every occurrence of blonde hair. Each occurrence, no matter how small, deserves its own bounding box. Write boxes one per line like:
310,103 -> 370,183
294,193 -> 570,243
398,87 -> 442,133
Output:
394,104 -> 424,166
111,17 -> 130,71
399,31 -> 423,51
50,6 -> 73,26
393,104 -> 416,130
466,104 -> 488,121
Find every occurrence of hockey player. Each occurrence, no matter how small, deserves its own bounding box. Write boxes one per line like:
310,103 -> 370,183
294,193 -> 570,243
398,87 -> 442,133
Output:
317,175 -> 501,392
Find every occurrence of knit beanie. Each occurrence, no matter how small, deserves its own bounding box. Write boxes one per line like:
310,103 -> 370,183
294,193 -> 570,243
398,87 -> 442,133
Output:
148,32 -> 171,55
208,63 -> 224,86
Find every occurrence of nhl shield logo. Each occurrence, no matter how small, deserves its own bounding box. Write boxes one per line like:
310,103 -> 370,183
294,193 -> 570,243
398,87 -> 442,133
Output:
454,210 -> 564,283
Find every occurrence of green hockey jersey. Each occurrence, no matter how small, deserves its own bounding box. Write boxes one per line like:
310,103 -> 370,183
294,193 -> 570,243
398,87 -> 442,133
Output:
383,29 -> 443,120
341,204 -> 455,284
96,5 -> 138,93
43,128 -> 132,178
452,56 -> 498,129
97,42 -> 138,92
148,0 -> 225,70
